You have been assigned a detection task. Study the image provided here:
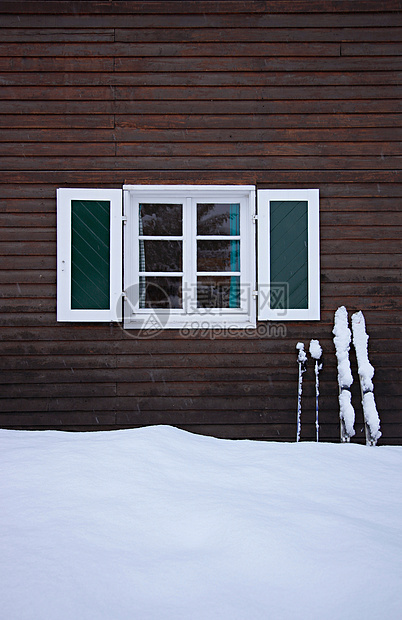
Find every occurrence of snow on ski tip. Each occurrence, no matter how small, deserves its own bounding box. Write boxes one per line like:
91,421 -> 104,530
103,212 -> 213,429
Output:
351,311 -> 381,445
309,339 -> 322,361
309,339 -> 323,442
333,306 -> 356,442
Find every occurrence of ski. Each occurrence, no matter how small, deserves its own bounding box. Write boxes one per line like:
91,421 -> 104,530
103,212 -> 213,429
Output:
332,306 -> 356,442
296,342 -> 307,442
309,340 -> 323,442
351,311 -> 381,446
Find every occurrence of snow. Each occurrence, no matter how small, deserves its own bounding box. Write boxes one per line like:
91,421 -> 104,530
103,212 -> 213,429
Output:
351,311 -> 381,443
333,306 -> 356,440
338,389 -> 356,438
296,341 -> 307,363
1,426 -> 402,620
332,306 -> 353,389
308,340 -> 323,441
296,342 -> 307,442
363,392 -> 382,441
309,338 -> 322,360
351,310 -> 374,393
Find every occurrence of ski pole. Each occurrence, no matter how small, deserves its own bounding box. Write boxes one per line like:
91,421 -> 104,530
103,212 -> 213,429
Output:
296,342 -> 307,442
309,340 -> 322,442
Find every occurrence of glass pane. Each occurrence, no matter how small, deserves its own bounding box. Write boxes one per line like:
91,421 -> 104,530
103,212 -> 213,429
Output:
140,240 -> 182,272
270,200 -> 308,310
71,200 -> 110,310
197,276 -> 240,308
139,276 -> 182,309
197,203 -> 240,236
197,240 -> 240,272
139,203 -> 182,236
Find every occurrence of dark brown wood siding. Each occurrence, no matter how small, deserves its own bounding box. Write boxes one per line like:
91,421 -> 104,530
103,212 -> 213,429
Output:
0,1 -> 401,443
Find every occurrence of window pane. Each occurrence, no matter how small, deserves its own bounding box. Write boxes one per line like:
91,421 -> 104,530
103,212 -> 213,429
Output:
197,276 -> 240,308
139,203 -> 182,236
270,200 -> 308,310
140,240 -> 182,272
139,277 -> 182,309
71,200 -> 110,309
197,240 -> 240,272
197,203 -> 240,236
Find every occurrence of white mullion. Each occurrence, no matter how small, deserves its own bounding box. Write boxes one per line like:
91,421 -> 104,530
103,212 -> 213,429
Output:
139,272 -> 184,277
124,191 -> 139,315
138,236 -> 183,241
240,195 -> 246,314
197,272 -> 241,276
123,189 -> 130,318
183,197 -> 193,314
239,195 -> 247,317
196,235 -> 241,241
133,194 -> 141,312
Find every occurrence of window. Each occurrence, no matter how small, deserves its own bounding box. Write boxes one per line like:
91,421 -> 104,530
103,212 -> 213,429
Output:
123,185 -> 255,329
57,185 -> 320,326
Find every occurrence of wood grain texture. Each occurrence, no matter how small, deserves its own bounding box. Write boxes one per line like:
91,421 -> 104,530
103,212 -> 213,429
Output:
0,0 -> 400,442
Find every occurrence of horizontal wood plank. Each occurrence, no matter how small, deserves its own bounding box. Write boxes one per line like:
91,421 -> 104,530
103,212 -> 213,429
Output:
0,28 -> 115,42
114,26 -> 402,43
1,26 -> 401,44
1,2 -> 400,15
0,42 -> 343,59
0,115 -> 114,129
2,70 -> 400,86
1,100 -> 400,115
0,394 -> 398,413
1,128 -> 400,143
0,171 -> 400,185
0,13 -> 399,29
115,114 -> 402,130
0,156 -> 400,172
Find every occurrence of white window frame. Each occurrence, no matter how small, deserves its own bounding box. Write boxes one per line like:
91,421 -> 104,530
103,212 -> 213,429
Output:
57,188 -> 122,322
123,185 -> 256,330
257,188 -> 320,321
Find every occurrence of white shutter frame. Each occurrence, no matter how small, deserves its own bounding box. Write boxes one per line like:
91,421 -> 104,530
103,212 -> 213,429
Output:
257,189 -> 320,321
57,188 -> 123,322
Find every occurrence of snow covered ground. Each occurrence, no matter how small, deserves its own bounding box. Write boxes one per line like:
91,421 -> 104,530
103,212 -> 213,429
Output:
1,426 -> 402,620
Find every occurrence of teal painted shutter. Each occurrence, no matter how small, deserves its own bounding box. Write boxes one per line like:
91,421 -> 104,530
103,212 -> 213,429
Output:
257,189 -> 320,321
270,200 -> 308,310
57,188 -> 122,322
71,200 -> 111,310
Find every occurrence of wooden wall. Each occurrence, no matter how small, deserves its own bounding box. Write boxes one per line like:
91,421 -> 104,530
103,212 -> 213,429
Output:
0,1 -> 401,443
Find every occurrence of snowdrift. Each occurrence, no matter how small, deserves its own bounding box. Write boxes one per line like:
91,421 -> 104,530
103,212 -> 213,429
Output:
1,426 -> 401,620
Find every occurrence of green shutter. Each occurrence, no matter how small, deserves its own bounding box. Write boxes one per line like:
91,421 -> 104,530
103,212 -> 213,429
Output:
270,200 -> 308,310
71,200 -> 111,309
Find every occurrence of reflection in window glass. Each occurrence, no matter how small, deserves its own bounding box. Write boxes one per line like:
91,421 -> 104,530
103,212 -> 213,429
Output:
139,276 -> 182,308
197,276 -> 240,308
140,240 -> 182,272
197,240 -> 240,272
139,204 -> 182,236
197,203 -> 240,236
